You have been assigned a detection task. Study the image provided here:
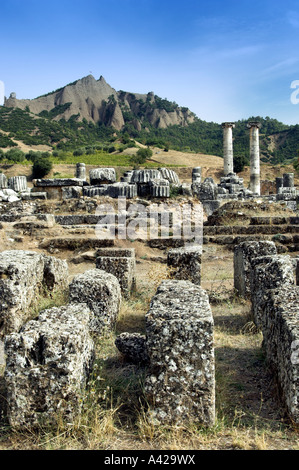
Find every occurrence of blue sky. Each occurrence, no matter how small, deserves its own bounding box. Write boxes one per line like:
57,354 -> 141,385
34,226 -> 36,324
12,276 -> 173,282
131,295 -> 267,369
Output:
1,0 -> 299,124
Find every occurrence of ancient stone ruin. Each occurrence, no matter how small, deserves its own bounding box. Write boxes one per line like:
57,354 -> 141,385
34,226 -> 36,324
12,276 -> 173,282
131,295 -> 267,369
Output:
144,280 -> 215,427
4,303 -> 95,428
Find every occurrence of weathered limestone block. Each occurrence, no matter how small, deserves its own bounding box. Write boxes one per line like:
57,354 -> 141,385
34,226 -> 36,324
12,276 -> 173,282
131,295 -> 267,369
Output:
0,189 -> 20,203
0,251 -> 70,338
283,173 -> 294,188
0,251 -> 45,337
83,186 -> 107,197
233,240 -> 277,299
131,169 -> 161,184
296,259 -> 299,286
0,174 -> 7,189
68,269 -> 121,334
106,182 -> 137,199
96,247 -> 135,258
4,303 -> 95,429
8,176 -> 27,193
89,168 -> 116,185
262,285 -> 299,424
43,255 -> 69,292
96,256 -> 136,298
192,178 -> 218,201
33,178 -> 84,187
167,245 -> 202,285
145,280 -> 215,427
76,163 -> 86,180
158,168 -> 180,185
192,167 -> 202,184
62,186 -> 83,200
149,178 -> 170,198
115,332 -> 148,364
250,255 -> 295,328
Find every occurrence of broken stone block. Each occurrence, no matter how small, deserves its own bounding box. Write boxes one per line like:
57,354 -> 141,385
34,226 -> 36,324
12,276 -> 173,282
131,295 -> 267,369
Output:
145,280 -> 215,427
62,186 -> 83,200
149,179 -> 170,198
8,176 -> 27,193
4,303 -> 95,429
115,332 -> 149,364
192,167 -> 202,184
0,251 -> 70,338
250,255 -> 295,328
167,245 -> 202,285
233,240 -> 277,299
68,269 -> 121,334
0,251 -> 45,337
262,285 -> 299,424
89,168 -> 116,185
158,168 -> 180,185
95,247 -> 135,258
0,174 -> 7,189
106,182 -> 137,199
43,255 -> 69,292
96,256 -> 136,298
75,163 -> 86,180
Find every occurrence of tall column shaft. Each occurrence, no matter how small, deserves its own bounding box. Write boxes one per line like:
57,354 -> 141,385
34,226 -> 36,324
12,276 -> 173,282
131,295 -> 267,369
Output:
222,123 -> 235,176
248,122 -> 261,195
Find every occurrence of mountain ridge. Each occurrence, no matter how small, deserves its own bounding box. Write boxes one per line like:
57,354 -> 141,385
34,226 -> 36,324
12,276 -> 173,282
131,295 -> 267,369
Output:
4,74 -> 195,131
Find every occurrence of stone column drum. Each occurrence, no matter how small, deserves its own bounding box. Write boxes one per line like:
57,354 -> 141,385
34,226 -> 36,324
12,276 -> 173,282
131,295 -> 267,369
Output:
221,122 -> 235,176
76,163 -> 86,180
247,122 -> 261,195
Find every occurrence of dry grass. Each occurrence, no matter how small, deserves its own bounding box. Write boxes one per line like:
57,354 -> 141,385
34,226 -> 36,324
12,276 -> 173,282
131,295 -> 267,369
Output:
0,248 -> 298,450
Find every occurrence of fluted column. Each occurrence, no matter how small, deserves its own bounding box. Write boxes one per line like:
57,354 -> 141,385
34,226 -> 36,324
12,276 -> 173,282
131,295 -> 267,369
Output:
221,122 -> 235,176
247,122 -> 261,195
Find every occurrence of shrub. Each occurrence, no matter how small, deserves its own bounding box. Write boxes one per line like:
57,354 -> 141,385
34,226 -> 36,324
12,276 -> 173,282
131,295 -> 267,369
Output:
5,148 -> 25,163
32,158 -> 53,179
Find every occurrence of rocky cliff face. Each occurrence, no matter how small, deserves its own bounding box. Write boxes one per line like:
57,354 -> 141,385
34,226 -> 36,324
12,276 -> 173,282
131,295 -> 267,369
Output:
4,75 -> 195,131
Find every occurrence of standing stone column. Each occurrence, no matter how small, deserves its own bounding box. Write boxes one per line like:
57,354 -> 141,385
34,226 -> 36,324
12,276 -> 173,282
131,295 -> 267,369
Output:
247,122 -> 261,195
76,163 -> 86,180
221,122 -> 235,176
192,167 -> 202,184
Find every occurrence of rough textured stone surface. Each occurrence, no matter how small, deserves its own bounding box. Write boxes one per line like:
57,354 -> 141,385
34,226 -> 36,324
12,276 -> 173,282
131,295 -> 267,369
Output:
0,251 -> 45,337
158,168 -> 180,185
95,247 -> 135,258
192,167 -> 202,184
61,186 -> 83,200
89,168 -> 116,185
297,259 -> 299,286
4,303 -> 95,428
83,186 -> 107,198
149,178 -> 170,198
167,246 -> 202,285
69,269 -> 121,334
96,256 -> 136,298
8,176 -> 27,192
233,241 -> 277,299
0,174 -> 7,189
115,332 -> 148,364
106,182 -> 137,199
0,251 -> 69,337
145,280 -> 215,427
131,169 -> 161,184
250,255 -> 295,328
192,178 -> 218,201
262,285 -> 299,424
34,178 -> 84,187
76,163 -> 86,180
43,255 -> 69,292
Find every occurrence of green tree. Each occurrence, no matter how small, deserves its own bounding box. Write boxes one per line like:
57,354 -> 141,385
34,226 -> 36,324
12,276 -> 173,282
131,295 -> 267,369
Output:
32,158 -> 53,179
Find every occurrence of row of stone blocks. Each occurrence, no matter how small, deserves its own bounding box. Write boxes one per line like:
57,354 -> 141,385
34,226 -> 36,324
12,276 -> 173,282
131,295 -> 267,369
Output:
234,241 -> 299,424
0,247 -> 214,429
0,247 -> 123,428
